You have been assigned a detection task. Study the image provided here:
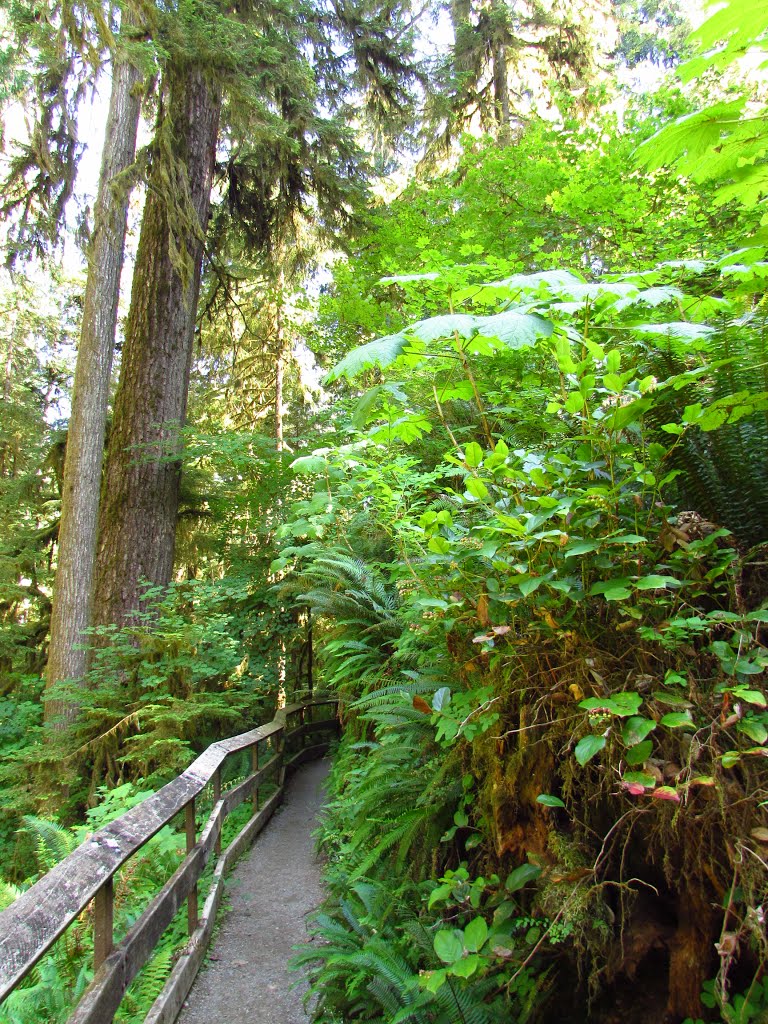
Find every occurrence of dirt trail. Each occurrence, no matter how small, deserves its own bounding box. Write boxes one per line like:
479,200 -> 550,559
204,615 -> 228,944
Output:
177,759 -> 329,1024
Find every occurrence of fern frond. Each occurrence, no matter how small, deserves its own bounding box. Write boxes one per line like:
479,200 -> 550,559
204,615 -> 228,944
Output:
0,880 -> 24,911
21,815 -> 77,874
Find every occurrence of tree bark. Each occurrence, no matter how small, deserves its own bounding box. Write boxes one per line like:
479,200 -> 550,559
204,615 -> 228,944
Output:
45,17 -> 143,726
490,0 -> 511,144
493,42 -> 511,145
275,346 -> 285,451
274,267 -> 286,451
0,313 -> 17,479
92,64 -> 221,629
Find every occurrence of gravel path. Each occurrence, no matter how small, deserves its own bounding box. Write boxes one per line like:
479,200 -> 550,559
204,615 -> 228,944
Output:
177,759 -> 329,1024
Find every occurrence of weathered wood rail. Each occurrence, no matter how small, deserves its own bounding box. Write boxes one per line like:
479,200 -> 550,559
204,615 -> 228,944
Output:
0,698 -> 339,1024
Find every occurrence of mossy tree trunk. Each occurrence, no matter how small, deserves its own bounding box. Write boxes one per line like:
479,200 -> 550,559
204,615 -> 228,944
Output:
274,265 -> 286,452
45,18 -> 143,727
92,63 -> 221,629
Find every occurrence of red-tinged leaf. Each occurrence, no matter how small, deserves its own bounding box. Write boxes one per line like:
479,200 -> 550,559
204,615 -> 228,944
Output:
650,786 -> 680,802
624,783 -> 646,796
413,696 -> 432,714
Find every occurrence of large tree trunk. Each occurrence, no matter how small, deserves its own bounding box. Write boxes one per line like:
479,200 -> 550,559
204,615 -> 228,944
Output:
274,266 -> 286,452
489,0 -> 511,144
275,346 -> 285,451
45,19 -> 143,726
0,313 -> 17,478
493,42 -> 511,144
92,64 -> 221,629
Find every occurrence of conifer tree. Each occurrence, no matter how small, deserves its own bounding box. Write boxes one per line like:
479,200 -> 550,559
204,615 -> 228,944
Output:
45,9 -> 146,725
0,0 -> 151,724
92,57 -> 222,627
92,0 -> 421,628
427,0 -> 619,153
1,0 -> 112,262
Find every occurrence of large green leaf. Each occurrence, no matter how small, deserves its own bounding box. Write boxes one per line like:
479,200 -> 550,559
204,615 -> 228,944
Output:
681,0 -> 768,80
501,269 -> 586,293
613,286 -> 684,311
631,322 -> 715,342
290,455 -> 328,475
474,310 -> 553,348
556,280 -> 638,303
625,740 -> 654,766
661,712 -> 696,730
536,793 -> 566,808
434,929 -> 465,964
505,862 -> 542,892
636,100 -> 747,176
621,716 -> 657,746
327,333 -> 408,381
407,314 -> 477,342
328,307 -> 555,382
634,574 -> 681,591
463,917 -> 488,952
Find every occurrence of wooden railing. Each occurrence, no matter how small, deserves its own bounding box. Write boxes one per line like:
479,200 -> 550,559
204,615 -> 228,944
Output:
0,698 -> 339,1024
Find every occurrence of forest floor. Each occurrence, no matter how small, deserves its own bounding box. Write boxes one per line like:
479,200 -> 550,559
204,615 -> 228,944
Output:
177,759 -> 329,1024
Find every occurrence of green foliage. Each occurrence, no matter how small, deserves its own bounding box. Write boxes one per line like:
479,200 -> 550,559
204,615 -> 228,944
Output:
283,217 -> 768,1020
684,975 -> 768,1024
327,309 -> 553,382
54,577 -> 276,787
295,708 -> 547,1023
317,96 -> 732,364
0,781 -> 188,1024
636,0 -> 768,234
279,551 -> 400,695
0,269 -> 79,694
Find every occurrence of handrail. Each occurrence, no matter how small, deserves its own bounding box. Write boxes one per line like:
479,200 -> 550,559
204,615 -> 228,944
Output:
0,697 -> 339,1023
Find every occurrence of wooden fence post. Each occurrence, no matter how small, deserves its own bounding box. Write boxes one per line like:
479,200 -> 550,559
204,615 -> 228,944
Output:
185,799 -> 198,935
251,742 -> 259,812
93,876 -> 114,970
307,612 -> 313,696
278,728 -> 286,788
213,768 -> 222,857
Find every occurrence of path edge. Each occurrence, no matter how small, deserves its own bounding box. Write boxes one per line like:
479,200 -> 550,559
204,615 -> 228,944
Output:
145,743 -> 332,1024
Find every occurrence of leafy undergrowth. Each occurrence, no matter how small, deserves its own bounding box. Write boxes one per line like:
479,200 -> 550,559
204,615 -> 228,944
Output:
287,261 -> 768,1023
